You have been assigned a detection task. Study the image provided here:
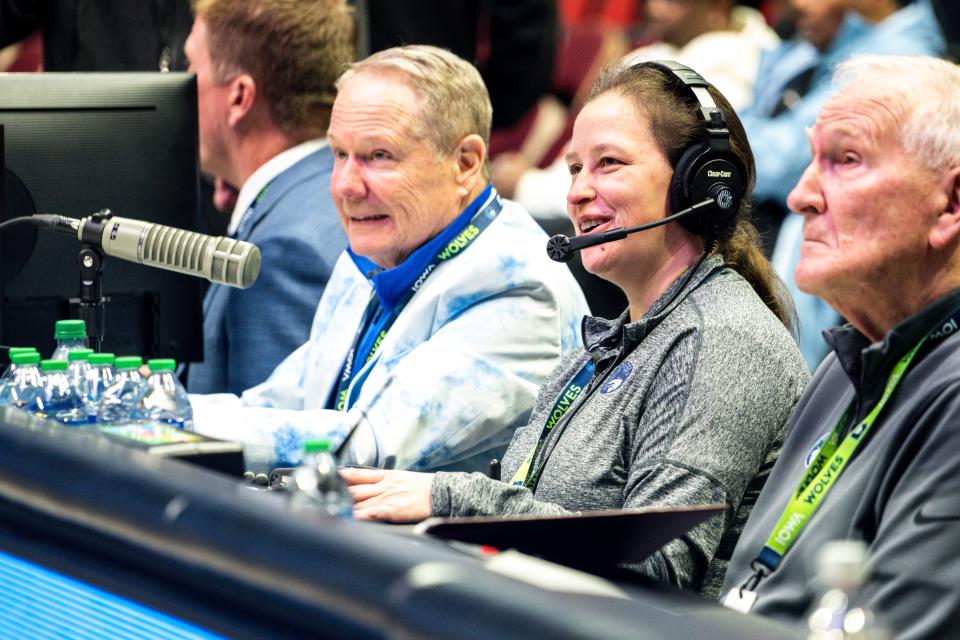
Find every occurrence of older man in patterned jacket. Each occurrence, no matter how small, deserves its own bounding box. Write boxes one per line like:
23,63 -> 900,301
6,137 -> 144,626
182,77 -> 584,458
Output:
190,45 -> 589,473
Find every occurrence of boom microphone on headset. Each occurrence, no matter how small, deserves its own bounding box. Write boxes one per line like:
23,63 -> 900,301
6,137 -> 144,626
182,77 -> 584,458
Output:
33,211 -> 261,289
546,194 -> 727,263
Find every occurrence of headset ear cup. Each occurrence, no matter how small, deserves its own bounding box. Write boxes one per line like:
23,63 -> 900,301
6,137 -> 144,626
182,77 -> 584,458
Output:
695,153 -> 747,234
672,143 -> 746,241
641,60 -> 748,244
670,142 -> 711,236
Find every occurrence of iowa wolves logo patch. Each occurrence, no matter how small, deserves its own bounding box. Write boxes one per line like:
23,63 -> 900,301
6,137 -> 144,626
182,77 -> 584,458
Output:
601,361 -> 634,394
805,431 -> 831,467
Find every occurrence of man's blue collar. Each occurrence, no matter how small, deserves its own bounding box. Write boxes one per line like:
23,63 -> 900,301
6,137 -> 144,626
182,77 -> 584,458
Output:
348,183 -> 495,311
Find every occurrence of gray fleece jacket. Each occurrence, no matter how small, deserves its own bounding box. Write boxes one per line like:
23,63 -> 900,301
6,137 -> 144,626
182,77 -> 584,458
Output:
431,255 -> 809,597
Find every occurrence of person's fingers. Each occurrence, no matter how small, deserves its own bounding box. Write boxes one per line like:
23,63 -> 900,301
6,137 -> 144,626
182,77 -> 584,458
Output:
341,470 -> 433,523
339,467 -> 387,485
352,506 -> 386,521
352,497 -> 397,520
352,487 -> 395,510
346,482 -> 384,502
353,504 -> 415,524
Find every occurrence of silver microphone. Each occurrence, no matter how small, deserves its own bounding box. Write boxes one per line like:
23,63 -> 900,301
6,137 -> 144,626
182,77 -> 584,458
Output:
35,212 -> 261,289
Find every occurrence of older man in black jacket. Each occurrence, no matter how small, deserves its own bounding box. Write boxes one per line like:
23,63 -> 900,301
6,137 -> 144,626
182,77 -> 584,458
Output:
722,54 -> 960,639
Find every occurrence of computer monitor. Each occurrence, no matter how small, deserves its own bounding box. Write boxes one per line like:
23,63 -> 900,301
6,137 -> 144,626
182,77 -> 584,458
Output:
0,72 -> 204,361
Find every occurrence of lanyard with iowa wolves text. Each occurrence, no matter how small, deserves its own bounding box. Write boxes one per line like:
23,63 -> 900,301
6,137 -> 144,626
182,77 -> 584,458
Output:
511,360 -> 595,489
742,305 -> 960,591
513,257 -> 725,490
331,195 -> 502,412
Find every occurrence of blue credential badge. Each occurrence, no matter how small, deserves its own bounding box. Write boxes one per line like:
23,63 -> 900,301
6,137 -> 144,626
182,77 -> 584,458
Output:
601,361 -> 634,394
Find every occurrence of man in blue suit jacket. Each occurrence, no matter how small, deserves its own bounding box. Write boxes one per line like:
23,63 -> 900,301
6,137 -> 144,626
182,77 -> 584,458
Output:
184,0 -> 354,395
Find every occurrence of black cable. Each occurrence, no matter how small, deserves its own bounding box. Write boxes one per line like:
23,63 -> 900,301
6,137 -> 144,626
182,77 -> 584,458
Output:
0,216 -> 41,234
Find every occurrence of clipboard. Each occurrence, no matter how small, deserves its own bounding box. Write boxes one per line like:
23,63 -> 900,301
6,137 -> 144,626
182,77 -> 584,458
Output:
414,503 -> 729,571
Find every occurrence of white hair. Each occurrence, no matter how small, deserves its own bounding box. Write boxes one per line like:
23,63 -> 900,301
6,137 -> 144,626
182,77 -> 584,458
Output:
336,45 -> 492,157
833,55 -> 960,172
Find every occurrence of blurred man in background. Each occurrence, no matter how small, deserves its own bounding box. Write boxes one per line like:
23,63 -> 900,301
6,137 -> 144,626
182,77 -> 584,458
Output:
184,0 -> 353,395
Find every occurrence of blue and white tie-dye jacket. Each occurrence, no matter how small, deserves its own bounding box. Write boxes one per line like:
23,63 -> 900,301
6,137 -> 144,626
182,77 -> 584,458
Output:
190,189 -> 589,473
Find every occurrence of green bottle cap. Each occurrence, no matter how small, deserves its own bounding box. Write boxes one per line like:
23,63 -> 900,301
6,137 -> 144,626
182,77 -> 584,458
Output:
7,348 -> 38,363
41,359 -> 69,372
303,439 -> 332,454
115,356 -> 143,370
10,352 -> 40,365
88,353 -> 115,366
54,319 -> 87,340
147,358 -> 177,372
67,349 -> 95,362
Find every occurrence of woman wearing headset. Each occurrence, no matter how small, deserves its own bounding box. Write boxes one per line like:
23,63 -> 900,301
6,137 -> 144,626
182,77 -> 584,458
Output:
341,60 -> 809,597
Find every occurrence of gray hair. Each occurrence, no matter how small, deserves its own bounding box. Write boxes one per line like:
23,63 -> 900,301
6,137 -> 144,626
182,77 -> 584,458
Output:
833,55 -> 960,172
335,45 -> 492,157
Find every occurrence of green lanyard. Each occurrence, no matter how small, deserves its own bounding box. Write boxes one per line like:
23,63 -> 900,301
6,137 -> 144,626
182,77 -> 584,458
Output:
749,333 -> 930,580
510,360 -> 595,489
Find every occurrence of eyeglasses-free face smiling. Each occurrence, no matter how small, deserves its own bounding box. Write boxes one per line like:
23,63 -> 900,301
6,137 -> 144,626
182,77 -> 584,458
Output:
328,71 -> 466,270
565,91 -> 699,297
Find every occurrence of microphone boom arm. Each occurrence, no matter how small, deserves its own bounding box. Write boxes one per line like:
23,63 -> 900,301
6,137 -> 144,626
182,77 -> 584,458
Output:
546,197 -> 716,263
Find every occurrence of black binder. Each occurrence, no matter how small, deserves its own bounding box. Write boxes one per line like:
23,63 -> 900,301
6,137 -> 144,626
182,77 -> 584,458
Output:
415,503 -> 729,572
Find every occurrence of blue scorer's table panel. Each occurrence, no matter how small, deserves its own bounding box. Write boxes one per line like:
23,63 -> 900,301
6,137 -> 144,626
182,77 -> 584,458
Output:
0,550 -> 222,640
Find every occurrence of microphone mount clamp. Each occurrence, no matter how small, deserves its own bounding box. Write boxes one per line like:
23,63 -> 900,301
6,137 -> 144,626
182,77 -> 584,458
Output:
73,209 -> 115,352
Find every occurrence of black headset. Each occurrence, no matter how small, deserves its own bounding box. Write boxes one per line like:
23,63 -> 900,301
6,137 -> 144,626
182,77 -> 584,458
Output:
633,60 -> 747,247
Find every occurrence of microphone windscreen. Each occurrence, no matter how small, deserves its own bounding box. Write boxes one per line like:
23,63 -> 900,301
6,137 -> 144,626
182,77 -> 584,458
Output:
546,234 -> 573,263
206,236 -> 262,289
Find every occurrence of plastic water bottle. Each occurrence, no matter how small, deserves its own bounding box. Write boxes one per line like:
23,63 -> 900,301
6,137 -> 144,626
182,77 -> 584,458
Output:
0,348 -> 40,391
134,359 -> 193,429
81,353 -> 116,423
36,359 -> 87,426
51,319 -> 88,360
98,356 -> 146,425
290,439 -> 353,517
0,352 -> 44,410
66,348 -> 94,394
807,540 -> 889,639
1,347 -> 39,375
